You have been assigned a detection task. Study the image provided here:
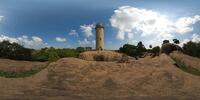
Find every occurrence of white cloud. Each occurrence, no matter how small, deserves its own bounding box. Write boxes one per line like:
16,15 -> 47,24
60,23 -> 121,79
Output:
191,33 -> 200,43
110,6 -> 200,46
69,30 -> 78,37
56,37 -> 66,42
0,34 -> 48,49
78,38 -> 95,47
110,6 -> 175,40
175,15 -> 200,34
180,33 -> 200,47
80,24 -> 94,37
180,39 -> 190,47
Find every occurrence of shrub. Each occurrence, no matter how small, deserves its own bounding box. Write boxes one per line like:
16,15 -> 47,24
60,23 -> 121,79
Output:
161,43 -> 182,54
152,46 -> 160,56
0,41 -> 82,62
0,41 -> 32,61
183,41 -> 200,58
48,51 -> 60,62
119,42 -> 146,58
76,47 -> 85,53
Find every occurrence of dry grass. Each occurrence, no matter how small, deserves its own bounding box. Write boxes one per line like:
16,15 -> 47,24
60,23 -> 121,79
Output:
170,51 -> 200,70
170,51 -> 200,76
0,59 -> 49,78
0,54 -> 200,99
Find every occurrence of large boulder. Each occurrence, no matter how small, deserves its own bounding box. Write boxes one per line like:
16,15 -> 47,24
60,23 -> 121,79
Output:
79,51 -> 123,61
161,43 -> 182,54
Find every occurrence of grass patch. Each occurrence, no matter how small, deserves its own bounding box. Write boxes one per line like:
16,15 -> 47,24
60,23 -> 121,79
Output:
0,62 -> 50,78
171,57 -> 200,76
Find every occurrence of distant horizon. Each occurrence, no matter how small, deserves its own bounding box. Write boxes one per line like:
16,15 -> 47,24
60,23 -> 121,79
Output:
0,0 -> 200,49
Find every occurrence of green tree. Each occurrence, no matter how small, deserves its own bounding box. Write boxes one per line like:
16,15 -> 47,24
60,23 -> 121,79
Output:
119,44 -> 138,59
163,40 -> 170,44
137,41 -> 146,56
149,45 -> 152,49
173,39 -> 180,44
152,46 -> 160,56
76,47 -> 85,53
0,41 -> 32,60
183,41 -> 200,58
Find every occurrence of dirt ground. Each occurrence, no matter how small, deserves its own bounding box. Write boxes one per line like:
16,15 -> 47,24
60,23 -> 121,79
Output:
79,50 -> 123,61
170,51 -> 200,70
0,59 -> 48,72
0,54 -> 200,100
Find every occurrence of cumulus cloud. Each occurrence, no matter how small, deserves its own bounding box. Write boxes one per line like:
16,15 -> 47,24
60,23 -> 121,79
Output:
191,33 -> 200,43
69,30 -> 78,37
110,6 -> 175,40
0,34 -> 47,49
110,6 -> 200,45
78,38 -> 95,47
56,37 -> 66,42
175,15 -> 200,34
180,33 -> 200,47
80,24 -> 94,37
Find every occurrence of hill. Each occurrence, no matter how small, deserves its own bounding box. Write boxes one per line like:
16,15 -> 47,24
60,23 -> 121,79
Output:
0,53 -> 200,99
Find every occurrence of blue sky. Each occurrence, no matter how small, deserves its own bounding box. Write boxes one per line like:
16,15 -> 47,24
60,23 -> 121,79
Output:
0,0 -> 200,49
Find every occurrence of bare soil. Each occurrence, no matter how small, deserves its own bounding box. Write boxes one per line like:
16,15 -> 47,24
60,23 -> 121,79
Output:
0,54 -> 200,100
0,59 -> 48,72
79,51 -> 123,61
170,51 -> 200,70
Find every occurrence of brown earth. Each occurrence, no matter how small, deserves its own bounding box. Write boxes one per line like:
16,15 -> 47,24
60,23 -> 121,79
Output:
170,51 -> 200,70
0,59 -> 48,72
79,51 -> 123,61
0,53 -> 200,100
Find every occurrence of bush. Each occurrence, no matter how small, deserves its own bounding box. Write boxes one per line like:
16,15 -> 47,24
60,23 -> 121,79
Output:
48,51 -> 60,62
152,46 -> 160,56
0,41 -> 32,61
161,43 -> 182,54
119,42 -> 146,58
0,41 -> 81,62
76,47 -> 85,53
183,41 -> 200,58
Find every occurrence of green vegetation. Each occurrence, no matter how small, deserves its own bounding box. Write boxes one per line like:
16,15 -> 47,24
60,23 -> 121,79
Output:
32,47 -> 79,62
0,41 -> 32,60
0,41 -> 85,62
183,41 -> 200,58
0,62 -> 50,78
161,39 -> 200,58
152,46 -> 160,56
119,41 -> 160,58
171,57 -> 200,76
161,39 -> 182,55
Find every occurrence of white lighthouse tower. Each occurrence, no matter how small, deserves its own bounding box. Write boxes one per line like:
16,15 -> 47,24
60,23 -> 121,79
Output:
95,23 -> 104,51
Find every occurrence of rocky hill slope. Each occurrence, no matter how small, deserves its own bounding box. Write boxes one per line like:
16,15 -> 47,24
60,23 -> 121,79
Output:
0,54 -> 200,100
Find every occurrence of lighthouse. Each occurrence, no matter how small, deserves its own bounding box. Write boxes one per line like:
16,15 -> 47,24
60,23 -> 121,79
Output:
95,23 -> 104,51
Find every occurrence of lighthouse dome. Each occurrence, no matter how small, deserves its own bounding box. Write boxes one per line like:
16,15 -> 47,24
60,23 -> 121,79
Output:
95,23 -> 104,29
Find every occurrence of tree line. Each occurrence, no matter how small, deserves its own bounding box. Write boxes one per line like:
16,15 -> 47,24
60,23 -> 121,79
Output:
0,39 -> 200,62
119,39 -> 200,59
118,41 -> 160,59
0,40 -> 85,62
